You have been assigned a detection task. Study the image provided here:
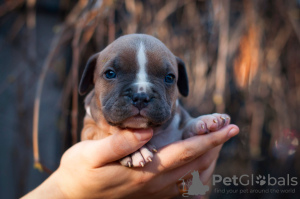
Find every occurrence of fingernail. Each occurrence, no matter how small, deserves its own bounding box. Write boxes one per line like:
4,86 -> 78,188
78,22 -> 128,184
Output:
133,129 -> 153,141
140,162 -> 144,167
228,128 -> 239,138
213,119 -> 217,123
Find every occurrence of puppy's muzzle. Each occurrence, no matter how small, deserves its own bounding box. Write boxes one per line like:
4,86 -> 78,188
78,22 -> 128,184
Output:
131,92 -> 150,110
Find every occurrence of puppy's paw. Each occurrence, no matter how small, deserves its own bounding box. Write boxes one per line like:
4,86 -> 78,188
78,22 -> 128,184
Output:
119,144 -> 157,167
183,113 -> 230,138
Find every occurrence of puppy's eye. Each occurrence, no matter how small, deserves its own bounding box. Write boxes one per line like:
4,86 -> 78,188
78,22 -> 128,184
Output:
104,70 -> 116,79
164,74 -> 175,84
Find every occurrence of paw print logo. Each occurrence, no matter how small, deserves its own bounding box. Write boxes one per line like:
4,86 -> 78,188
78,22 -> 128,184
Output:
256,175 -> 266,185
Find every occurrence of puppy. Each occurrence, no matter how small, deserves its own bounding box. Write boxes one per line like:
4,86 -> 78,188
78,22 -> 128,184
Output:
79,34 -> 230,167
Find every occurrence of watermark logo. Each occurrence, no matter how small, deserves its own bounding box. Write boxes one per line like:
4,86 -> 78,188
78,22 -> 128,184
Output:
179,172 -> 298,196
256,175 -> 266,186
179,170 -> 209,197
213,174 -> 298,186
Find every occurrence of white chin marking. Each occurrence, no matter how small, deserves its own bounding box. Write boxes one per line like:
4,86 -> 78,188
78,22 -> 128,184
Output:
123,116 -> 148,128
136,42 -> 150,93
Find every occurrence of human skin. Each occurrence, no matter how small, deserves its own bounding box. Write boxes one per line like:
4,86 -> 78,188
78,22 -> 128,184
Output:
22,124 -> 239,199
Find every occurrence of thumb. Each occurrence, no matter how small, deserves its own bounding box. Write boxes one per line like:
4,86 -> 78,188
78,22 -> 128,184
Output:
80,128 -> 153,168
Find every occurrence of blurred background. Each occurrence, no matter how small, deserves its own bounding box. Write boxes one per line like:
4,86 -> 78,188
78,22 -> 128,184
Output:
0,0 -> 299,198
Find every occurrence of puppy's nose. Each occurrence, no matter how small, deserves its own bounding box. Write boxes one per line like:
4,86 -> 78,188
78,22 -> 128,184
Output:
132,92 -> 150,110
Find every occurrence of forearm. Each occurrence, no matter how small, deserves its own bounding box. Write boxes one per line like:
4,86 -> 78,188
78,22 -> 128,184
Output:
22,171 -> 65,199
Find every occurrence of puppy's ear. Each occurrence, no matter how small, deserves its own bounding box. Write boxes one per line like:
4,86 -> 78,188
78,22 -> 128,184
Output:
78,53 -> 99,95
176,57 -> 189,97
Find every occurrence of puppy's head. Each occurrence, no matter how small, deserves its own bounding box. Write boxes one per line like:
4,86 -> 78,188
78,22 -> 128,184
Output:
79,34 -> 189,129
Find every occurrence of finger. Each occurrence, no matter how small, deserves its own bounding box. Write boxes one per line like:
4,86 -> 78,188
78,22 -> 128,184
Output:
153,125 -> 239,172
80,128 -> 153,167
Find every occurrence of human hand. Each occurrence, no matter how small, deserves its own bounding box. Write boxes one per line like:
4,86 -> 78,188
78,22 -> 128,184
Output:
23,125 -> 239,199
